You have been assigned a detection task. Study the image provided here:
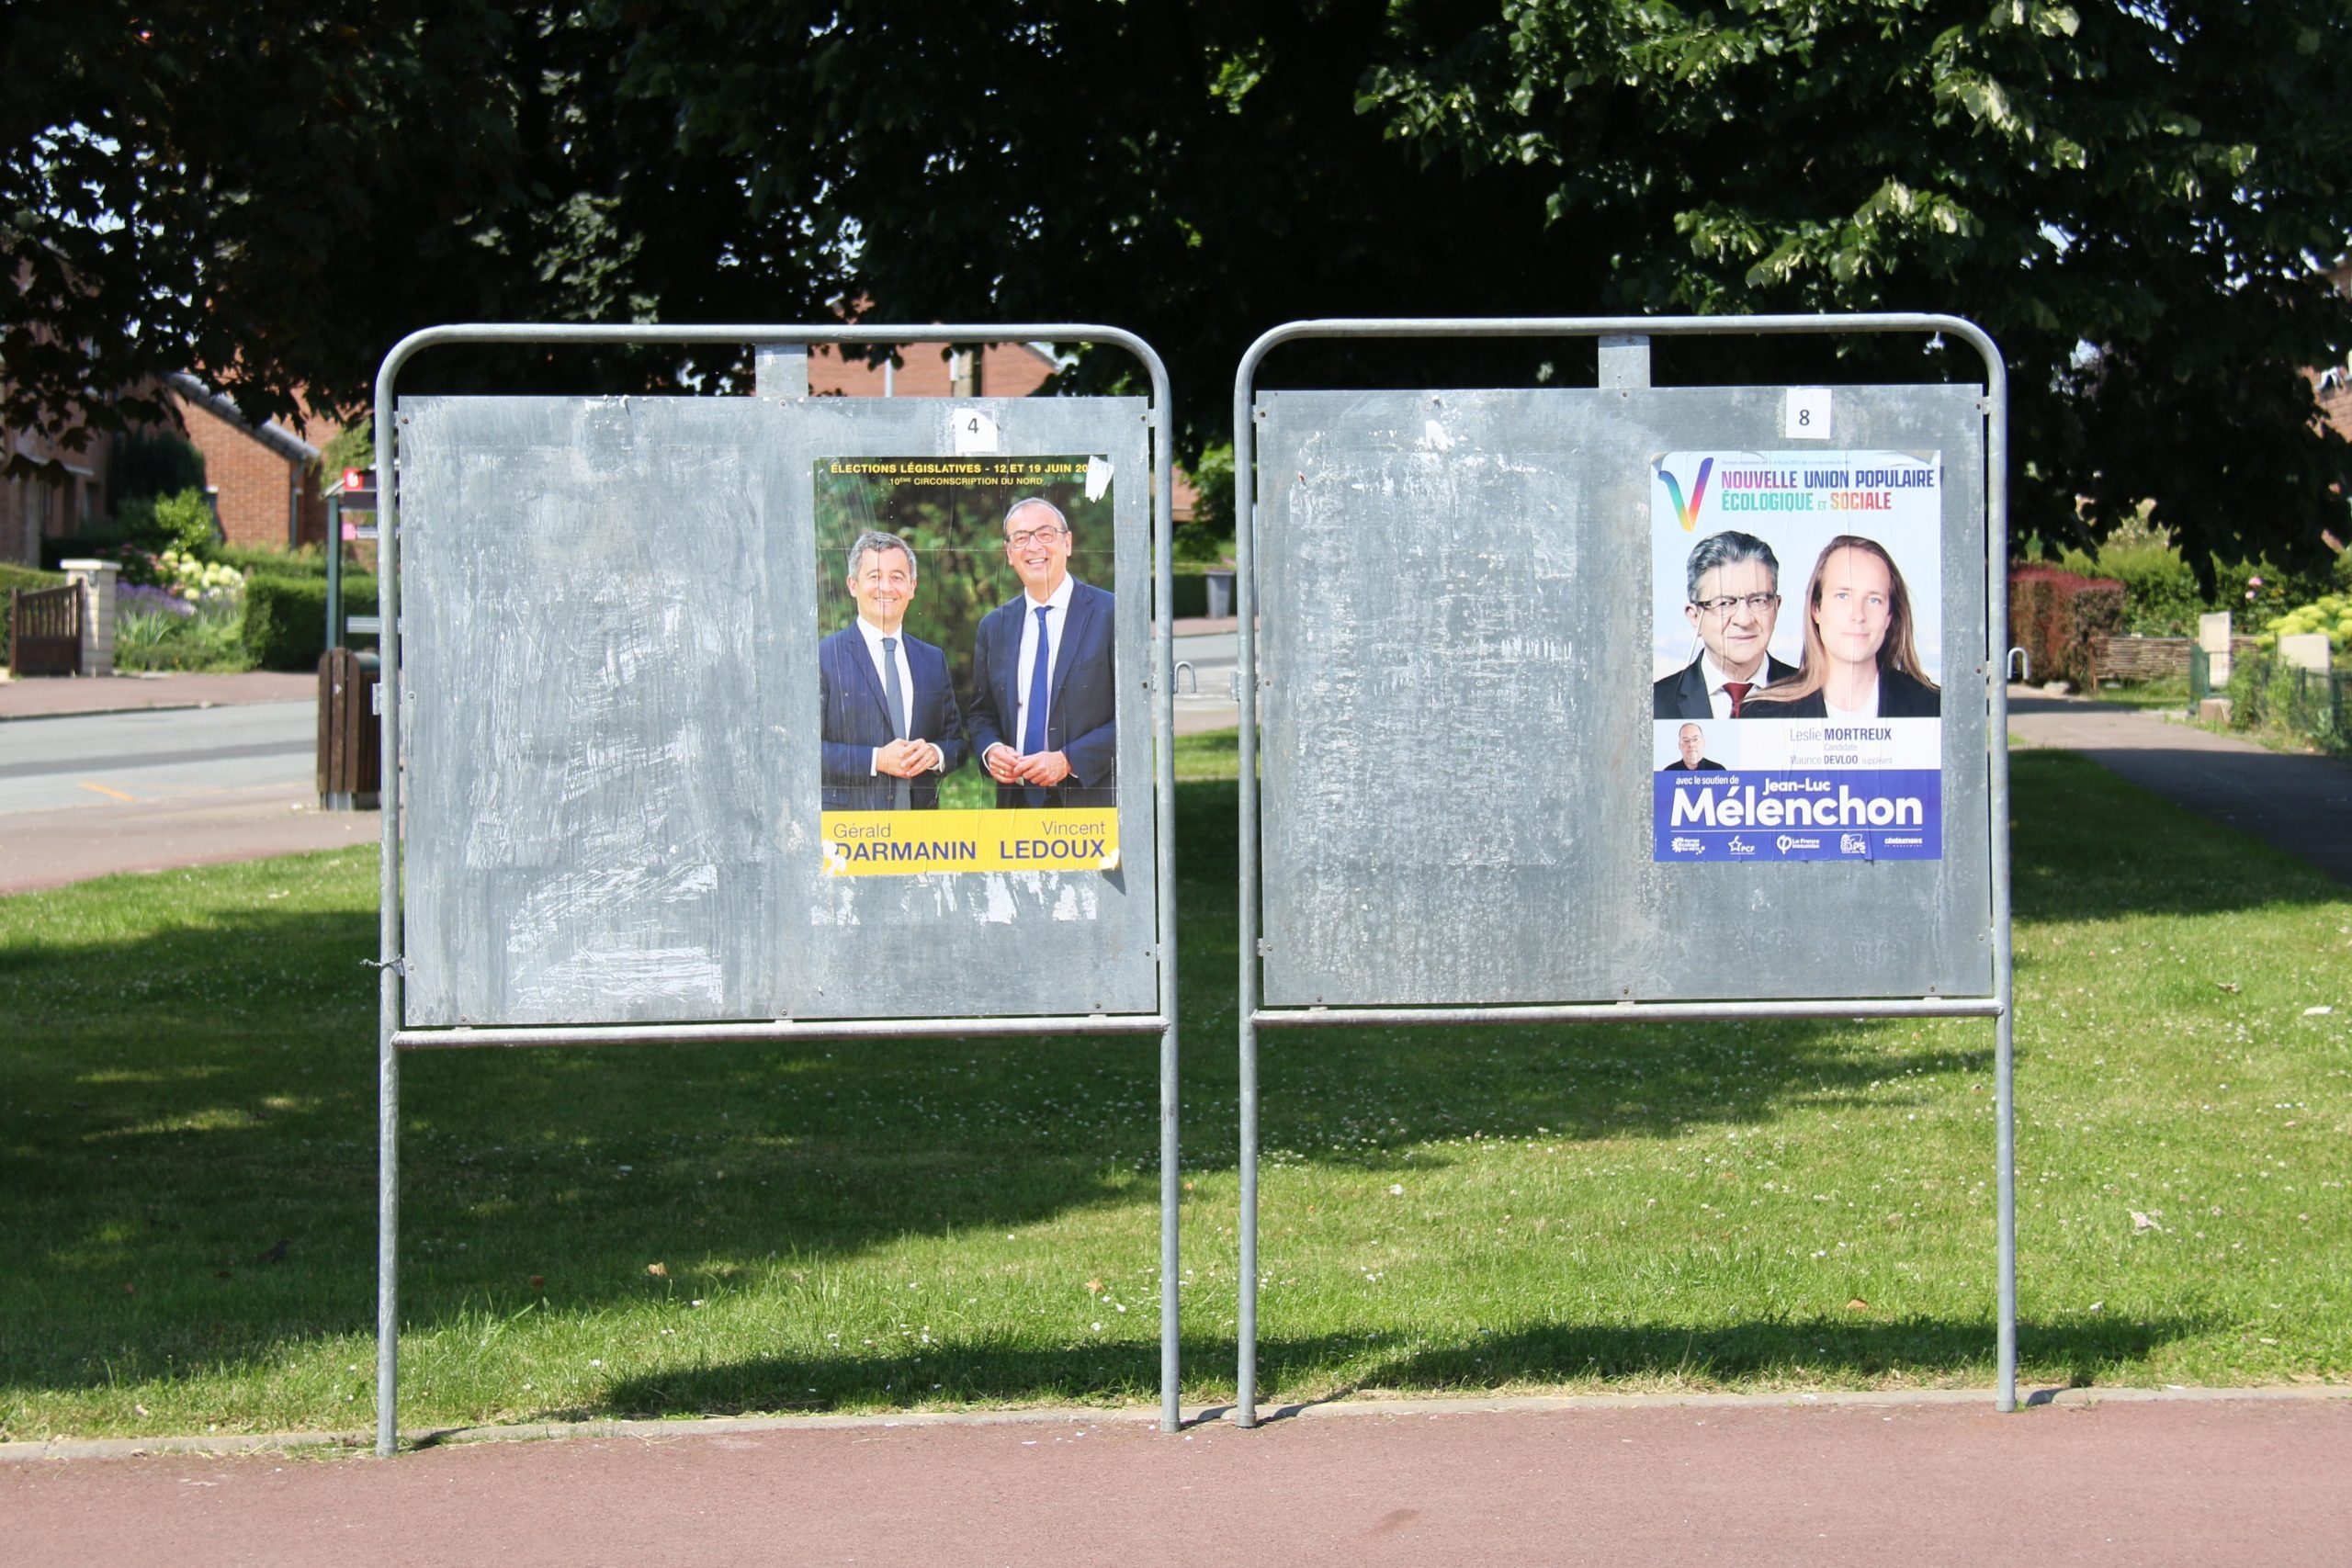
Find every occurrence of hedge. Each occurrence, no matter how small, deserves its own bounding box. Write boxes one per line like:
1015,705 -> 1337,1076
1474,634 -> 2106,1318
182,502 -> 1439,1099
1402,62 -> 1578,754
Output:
2009,565 -> 2126,690
241,573 -> 379,671
1,563 -> 71,664
216,545 -> 330,581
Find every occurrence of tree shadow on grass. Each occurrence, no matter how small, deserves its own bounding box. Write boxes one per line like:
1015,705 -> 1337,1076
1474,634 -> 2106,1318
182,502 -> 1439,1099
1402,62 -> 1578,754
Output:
570,1311 -> 2200,1427
6,760 -> 2299,1408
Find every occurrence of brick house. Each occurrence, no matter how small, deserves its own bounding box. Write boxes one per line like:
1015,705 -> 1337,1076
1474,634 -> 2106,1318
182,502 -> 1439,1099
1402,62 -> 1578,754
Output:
0,419 -> 112,568
806,338 -> 1057,400
164,374 -> 345,552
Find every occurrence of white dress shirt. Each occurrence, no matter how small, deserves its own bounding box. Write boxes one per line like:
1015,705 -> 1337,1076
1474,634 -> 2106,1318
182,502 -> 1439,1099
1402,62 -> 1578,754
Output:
854,616 -> 922,775
1007,573 -> 1075,755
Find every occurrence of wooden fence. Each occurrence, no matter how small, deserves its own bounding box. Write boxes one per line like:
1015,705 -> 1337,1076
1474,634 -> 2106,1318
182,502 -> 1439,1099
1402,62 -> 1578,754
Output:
8,582 -> 81,676
2090,634 -> 2261,683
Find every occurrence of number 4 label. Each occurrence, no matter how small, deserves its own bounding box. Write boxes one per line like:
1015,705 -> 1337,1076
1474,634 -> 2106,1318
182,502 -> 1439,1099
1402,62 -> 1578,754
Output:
952,408 -> 1000,455
1783,388 -> 1831,439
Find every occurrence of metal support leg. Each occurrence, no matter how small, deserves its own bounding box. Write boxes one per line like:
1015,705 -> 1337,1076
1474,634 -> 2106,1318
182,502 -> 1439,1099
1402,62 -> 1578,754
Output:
1237,1014 -> 1260,1428
1160,1020 -> 1182,1432
1996,1008 -> 2018,1411
375,1030 -> 401,1455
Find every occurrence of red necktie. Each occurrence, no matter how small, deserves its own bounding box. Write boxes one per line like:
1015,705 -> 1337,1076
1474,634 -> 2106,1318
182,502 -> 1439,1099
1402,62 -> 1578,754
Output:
1724,682 -> 1752,716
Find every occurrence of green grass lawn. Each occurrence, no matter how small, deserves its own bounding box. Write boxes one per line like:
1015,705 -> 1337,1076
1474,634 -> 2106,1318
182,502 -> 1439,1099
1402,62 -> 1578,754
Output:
2089,676 -> 2191,712
2,737 -> 2346,1439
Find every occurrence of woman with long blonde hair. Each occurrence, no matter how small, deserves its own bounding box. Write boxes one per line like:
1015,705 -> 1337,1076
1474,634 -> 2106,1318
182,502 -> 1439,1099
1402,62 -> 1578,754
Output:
1744,536 -> 1939,718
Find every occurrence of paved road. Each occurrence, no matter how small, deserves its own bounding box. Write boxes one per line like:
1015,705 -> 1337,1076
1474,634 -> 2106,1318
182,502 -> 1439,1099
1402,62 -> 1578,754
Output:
7,1392 -> 2347,1567
1173,626 -> 1240,735
0,695 -> 373,895
0,703 -> 318,814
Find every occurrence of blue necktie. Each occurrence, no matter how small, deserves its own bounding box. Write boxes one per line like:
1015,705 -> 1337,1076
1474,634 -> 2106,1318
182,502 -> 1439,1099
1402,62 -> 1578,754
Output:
882,636 -> 911,809
1022,604 -> 1051,806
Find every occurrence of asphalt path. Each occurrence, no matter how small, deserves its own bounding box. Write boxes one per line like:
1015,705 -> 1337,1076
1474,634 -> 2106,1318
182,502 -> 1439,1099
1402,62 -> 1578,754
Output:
2006,693 -> 2352,886
0,703 -> 317,813
0,700 -> 373,894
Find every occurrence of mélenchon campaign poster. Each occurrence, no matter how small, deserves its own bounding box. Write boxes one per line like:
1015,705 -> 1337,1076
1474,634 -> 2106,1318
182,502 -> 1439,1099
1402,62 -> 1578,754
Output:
1648,451 -> 1944,863
814,455 -> 1119,878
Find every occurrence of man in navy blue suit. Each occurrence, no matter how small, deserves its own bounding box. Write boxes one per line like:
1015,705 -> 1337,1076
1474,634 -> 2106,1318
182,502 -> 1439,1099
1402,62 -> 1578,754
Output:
820,529 -> 967,809
967,497 -> 1116,808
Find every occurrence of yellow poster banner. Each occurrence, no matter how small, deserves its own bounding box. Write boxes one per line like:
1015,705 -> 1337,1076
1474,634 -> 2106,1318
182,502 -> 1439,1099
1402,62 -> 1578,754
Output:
821,809 -> 1120,876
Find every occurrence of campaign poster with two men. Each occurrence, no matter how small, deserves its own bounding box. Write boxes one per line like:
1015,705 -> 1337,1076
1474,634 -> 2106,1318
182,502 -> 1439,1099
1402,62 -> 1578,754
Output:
815,455 -> 1119,877
1650,450 -> 1945,863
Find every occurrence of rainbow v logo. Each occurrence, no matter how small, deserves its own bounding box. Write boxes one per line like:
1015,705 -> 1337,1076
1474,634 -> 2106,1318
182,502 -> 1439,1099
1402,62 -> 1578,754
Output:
1658,457 -> 1713,532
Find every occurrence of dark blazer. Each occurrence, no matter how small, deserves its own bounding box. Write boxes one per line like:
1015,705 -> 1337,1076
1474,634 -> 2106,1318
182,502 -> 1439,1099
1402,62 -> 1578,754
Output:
1662,758 -> 1725,772
1653,652 -> 1800,718
819,626 -> 967,810
1741,666 -> 1941,719
966,580 -> 1117,808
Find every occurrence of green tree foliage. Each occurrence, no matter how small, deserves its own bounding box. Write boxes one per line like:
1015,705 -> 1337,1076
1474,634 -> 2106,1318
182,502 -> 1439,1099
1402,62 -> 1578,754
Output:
10,2 -> 2352,574
2057,511 -> 2204,634
811,466 -> 1114,679
4,1 -> 842,465
316,418 -> 376,485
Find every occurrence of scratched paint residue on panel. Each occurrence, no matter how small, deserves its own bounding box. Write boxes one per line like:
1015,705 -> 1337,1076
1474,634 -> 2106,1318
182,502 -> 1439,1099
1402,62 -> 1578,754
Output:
401,397 -> 784,1026
1263,423 -> 1599,1004
978,874 -> 1020,924
809,881 -> 861,926
1049,880 -> 1099,921
504,863 -> 721,956
510,945 -> 727,1015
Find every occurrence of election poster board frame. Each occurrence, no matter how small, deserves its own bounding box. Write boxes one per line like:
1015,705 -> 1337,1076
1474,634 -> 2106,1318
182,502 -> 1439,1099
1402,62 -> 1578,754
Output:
371,323 -> 1182,1454
1231,315 -> 2016,1427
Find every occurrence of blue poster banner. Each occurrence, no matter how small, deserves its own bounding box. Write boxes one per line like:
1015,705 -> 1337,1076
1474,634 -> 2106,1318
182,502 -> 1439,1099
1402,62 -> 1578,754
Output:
1655,768 -> 1942,862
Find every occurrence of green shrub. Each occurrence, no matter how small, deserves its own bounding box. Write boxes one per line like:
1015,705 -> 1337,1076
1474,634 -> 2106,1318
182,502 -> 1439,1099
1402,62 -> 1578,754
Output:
2009,565 -> 2126,689
58,484 -> 220,572
0,563 -> 70,663
2252,591 -> 2352,654
2060,542 -> 2202,636
316,416 -> 374,485
241,573 -> 377,671
152,488 -> 220,553
115,594 -> 253,673
213,544 -> 329,581
2055,514 -> 2206,637
2226,652 -> 2347,749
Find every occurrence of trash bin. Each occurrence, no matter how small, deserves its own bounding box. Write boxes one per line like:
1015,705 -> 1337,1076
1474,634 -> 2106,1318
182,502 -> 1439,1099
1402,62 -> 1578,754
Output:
1205,569 -> 1235,619
317,647 -> 381,809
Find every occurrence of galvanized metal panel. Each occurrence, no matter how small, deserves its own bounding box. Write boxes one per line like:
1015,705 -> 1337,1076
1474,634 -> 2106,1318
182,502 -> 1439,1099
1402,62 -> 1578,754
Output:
1254,384 -> 1991,1007
399,394 -> 1157,1028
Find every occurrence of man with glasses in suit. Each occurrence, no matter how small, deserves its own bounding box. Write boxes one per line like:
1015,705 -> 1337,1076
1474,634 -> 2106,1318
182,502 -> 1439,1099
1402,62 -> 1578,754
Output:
967,497 -> 1117,809
1653,529 -> 1796,720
